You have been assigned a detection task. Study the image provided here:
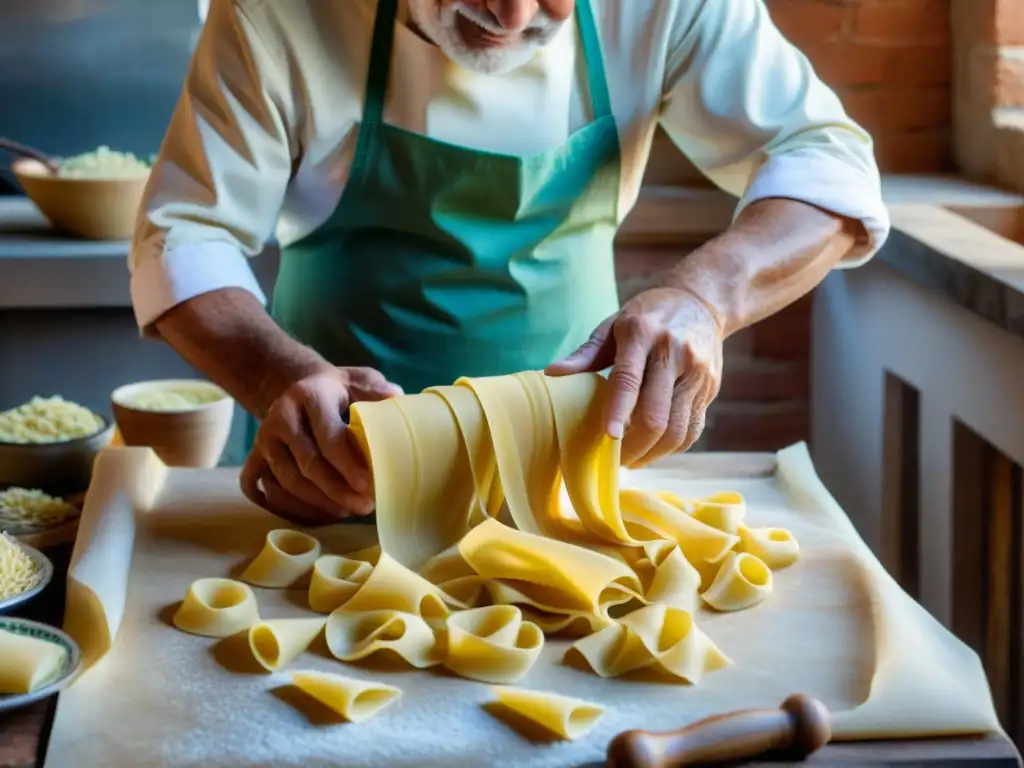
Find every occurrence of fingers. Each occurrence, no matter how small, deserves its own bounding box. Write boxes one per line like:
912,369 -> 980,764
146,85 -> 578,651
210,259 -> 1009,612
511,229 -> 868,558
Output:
260,473 -> 339,528
604,315 -> 655,439
240,452 -> 328,527
240,452 -> 269,510
345,367 -> 404,400
681,374 -> 718,451
261,437 -> 347,517
620,341 -> 675,466
641,374 -> 709,465
303,387 -> 373,496
545,316 -> 616,376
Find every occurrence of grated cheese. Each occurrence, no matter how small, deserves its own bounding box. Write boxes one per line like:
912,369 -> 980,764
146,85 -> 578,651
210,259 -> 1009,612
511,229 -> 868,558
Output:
125,388 -> 225,412
0,487 -> 79,533
0,532 -> 42,601
0,396 -> 105,443
57,145 -> 151,179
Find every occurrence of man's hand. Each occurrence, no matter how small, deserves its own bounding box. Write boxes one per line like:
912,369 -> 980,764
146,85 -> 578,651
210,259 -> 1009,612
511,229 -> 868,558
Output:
546,286 -> 723,467
240,367 -> 403,525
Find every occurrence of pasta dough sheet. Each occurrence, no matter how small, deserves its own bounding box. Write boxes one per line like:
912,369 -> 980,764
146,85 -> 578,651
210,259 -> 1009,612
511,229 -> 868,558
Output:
45,445 -> 1001,768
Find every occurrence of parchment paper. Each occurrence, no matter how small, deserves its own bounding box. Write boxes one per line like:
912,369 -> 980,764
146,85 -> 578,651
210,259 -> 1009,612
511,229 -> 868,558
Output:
44,444 -> 1002,768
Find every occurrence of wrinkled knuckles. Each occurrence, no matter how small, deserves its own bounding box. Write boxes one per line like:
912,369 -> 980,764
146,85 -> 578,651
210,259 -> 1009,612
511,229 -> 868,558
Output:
663,417 -> 690,446
638,410 -> 670,436
617,313 -> 658,341
610,368 -> 644,395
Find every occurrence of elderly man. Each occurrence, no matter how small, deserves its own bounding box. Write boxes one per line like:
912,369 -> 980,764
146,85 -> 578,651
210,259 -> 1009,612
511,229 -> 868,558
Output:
129,0 -> 888,525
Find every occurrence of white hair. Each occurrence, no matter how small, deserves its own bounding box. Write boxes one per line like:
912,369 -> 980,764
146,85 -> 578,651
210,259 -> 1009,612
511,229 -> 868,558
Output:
408,1 -> 566,75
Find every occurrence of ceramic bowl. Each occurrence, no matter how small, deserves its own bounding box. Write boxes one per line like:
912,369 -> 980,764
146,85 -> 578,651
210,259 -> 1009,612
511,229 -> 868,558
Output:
12,157 -> 149,240
0,617 -> 83,713
0,543 -> 53,614
0,419 -> 115,496
111,379 -> 235,468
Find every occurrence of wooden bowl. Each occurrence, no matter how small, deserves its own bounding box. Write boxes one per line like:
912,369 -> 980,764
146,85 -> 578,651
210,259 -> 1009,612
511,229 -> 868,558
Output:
111,380 -> 235,468
0,420 -> 115,496
12,157 -> 149,240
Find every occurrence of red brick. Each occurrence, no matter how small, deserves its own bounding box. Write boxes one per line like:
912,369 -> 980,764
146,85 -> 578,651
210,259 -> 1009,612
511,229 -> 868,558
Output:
841,87 -> 950,132
718,358 -> 809,402
704,402 -> 810,452
994,0 -> 1024,45
955,0 -> 1024,47
808,42 -> 950,88
749,296 -> 813,361
765,0 -> 850,48
872,130 -> 953,172
852,0 -> 950,44
993,56 -> 1024,108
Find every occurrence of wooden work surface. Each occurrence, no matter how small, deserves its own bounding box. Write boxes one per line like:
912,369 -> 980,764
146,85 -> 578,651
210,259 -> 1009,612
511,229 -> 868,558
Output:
1,455 -> 1022,768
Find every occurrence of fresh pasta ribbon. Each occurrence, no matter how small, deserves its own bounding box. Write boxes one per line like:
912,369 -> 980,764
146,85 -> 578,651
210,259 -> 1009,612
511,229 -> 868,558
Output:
618,490 -> 738,564
690,492 -> 747,535
490,687 -> 605,741
172,578 -> 259,638
485,580 -> 621,637
309,555 -> 374,614
457,373 -> 589,542
572,604 -> 731,684
343,545 -> 382,565
290,671 -> 401,723
542,373 -> 636,545
248,617 -> 326,671
325,609 -> 441,669
418,545 -> 494,609
737,525 -> 800,569
459,518 -> 642,614
635,540 -> 702,614
350,390 -> 478,571
701,552 -> 773,611
341,552 -> 464,624
443,605 -> 543,684
240,530 -> 321,588
426,385 -> 506,523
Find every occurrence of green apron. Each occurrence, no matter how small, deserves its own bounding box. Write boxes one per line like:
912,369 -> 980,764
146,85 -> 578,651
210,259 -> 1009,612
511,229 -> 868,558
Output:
246,0 -> 622,465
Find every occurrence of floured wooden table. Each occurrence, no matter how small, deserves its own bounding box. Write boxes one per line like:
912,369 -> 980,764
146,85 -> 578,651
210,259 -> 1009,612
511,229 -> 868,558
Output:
27,446 -> 1023,768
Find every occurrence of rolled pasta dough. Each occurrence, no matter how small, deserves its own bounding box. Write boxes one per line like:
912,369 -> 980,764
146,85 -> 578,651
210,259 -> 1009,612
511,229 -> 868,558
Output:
172,578 -> 259,638
325,609 -> 440,669
248,617 -> 326,671
0,629 -> 67,694
308,555 -> 373,613
738,525 -> 800,570
702,552 -> 773,612
240,530 -> 321,588
491,687 -> 605,741
571,605 -> 730,684
443,606 -> 543,684
291,670 -> 401,723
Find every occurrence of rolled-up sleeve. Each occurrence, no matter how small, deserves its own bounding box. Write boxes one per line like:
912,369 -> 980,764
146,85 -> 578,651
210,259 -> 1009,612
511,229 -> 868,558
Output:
659,0 -> 890,265
129,0 -> 295,335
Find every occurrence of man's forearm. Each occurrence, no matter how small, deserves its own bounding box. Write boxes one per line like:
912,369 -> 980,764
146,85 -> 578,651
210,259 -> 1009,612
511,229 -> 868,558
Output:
153,288 -> 332,417
665,198 -> 861,337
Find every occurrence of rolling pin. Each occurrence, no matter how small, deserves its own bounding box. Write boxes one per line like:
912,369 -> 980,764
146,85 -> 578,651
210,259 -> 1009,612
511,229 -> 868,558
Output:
606,694 -> 831,767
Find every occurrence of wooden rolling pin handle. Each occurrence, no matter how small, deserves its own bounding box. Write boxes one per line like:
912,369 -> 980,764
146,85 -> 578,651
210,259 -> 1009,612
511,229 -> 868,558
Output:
606,694 -> 831,768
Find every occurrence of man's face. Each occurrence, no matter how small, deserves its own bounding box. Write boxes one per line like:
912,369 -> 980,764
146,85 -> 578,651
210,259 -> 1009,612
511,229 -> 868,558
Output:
408,0 -> 575,75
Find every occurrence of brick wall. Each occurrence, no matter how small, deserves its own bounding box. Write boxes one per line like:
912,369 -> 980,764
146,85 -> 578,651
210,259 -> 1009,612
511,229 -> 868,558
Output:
952,0 -> 1024,190
618,0 -> 955,452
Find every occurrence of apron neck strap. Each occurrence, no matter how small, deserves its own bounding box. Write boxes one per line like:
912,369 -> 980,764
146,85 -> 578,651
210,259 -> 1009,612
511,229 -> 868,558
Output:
573,0 -> 612,120
361,0 -> 614,126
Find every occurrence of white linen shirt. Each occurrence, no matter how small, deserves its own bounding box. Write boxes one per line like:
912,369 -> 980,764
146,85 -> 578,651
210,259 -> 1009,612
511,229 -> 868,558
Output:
129,0 -> 890,334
